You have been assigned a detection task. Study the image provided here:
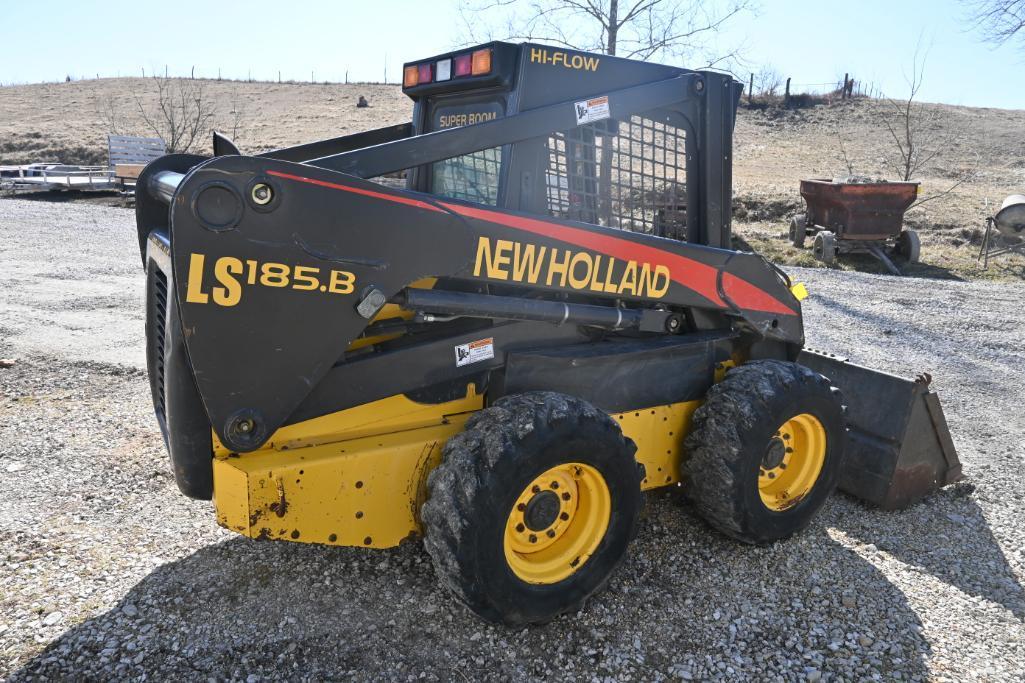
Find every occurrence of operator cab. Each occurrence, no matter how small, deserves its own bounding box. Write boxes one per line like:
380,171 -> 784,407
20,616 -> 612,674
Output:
399,42 -> 741,247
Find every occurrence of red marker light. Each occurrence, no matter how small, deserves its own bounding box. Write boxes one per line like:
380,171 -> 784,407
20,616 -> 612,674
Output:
417,63 -> 433,84
454,54 -> 472,77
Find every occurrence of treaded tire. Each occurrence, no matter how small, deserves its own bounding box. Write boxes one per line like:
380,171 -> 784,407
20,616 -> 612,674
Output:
421,391 -> 642,626
790,214 -> 807,247
682,360 -> 845,545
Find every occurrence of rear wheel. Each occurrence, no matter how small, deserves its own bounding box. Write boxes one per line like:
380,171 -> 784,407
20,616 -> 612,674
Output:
682,360 -> 845,544
789,214 -> 807,247
422,392 -> 642,625
814,231 -> 837,265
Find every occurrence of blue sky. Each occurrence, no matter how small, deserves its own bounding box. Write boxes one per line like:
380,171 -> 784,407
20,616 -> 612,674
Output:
0,0 -> 1020,109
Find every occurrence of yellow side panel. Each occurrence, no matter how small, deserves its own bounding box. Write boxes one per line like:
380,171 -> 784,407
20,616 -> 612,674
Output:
613,401 -> 700,490
213,418 -> 469,548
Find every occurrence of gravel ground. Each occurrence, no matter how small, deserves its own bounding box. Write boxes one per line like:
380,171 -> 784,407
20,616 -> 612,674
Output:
1,198 -> 1023,681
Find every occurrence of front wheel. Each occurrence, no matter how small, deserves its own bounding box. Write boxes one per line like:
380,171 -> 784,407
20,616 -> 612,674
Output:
896,229 -> 920,263
422,392 -> 642,625
682,360 -> 846,544
814,231 -> 837,265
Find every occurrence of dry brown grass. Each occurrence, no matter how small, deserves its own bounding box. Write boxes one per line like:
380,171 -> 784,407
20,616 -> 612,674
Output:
1,78 -> 1022,279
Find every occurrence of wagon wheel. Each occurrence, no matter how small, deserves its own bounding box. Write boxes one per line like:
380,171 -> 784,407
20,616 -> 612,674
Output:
789,214 -> 807,248
896,229 -> 920,264
813,231 -> 837,265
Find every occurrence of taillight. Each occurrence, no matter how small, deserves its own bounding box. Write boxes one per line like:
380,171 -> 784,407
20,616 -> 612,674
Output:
436,58 -> 452,82
471,48 -> 492,76
454,54 -> 472,77
417,63 -> 433,84
403,65 -> 418,88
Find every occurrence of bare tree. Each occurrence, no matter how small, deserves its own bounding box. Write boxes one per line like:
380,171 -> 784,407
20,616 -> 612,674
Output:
753,65 -> 783,96
98,96 -> 129,136
458,0 -> 754,66
225,86 -> 248,145
134,76 -> 217,154
964,0 -> 1025,45
862,42 -> 976,206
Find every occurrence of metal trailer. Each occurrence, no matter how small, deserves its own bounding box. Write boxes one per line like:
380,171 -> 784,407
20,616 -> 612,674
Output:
132,42 -> 961,625
791,179 -> 921,274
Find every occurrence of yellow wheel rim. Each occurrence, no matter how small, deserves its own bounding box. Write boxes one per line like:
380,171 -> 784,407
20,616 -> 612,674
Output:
503,463 -> 611,585
758,413 -> 827,511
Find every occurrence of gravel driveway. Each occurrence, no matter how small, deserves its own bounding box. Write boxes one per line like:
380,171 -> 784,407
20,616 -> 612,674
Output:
1,198 -> 1023,681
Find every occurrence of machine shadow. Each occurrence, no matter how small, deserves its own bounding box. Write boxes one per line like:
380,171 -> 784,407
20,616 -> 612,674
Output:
18,489 -> 1011,680
831,486 -> 1025,622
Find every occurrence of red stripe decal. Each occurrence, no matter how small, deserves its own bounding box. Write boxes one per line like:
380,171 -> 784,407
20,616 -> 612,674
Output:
270,170 -> 794,316
267,170 -> 445,213
442,203 -> 797,316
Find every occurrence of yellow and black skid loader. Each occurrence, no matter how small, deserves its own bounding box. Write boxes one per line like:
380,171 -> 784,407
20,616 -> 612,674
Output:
134,43 -> 961,625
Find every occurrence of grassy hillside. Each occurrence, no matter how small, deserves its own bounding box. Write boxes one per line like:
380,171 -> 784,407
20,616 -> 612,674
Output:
2,77 -> 1022,279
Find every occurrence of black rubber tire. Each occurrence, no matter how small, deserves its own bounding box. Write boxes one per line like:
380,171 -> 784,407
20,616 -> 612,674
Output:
790,214 -> 807,247
421,391 -> 642,626
814,231 -> 837,265
896,229 -> 921,264
682,360 -> 846,545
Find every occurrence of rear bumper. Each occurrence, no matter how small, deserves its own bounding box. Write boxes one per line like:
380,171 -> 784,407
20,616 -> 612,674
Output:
145,230 -> 214,499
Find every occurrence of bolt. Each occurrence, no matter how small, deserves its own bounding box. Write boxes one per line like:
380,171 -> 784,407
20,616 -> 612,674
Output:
237,419 -> 253,433
550,481 -> 559,489
786,447 -> 794,453
516,523 -> 525,533
561,492 -> 571,501
517,503 -> 526,512
528,534 -> 537,543
251,183 -> 273,205
546,529 -> 556,538
560,512 -> 569,521
768,472 -> 776,479
532,485 -> 541,494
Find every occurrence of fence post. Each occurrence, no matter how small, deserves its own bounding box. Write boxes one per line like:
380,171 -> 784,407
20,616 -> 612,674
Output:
748,73 -> 753,104
278,70 -> 281,83
784,77 -> 791,106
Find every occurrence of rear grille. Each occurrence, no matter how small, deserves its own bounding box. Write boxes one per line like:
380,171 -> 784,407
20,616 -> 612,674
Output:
151,270 -> 168,421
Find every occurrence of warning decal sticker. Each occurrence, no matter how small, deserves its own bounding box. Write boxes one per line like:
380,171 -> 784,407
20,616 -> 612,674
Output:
574,95 -> 610,125
455,337 -> 495,367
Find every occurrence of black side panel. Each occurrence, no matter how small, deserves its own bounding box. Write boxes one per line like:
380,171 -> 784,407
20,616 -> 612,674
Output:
163,288 -> 214,500
502,333 -> 734,411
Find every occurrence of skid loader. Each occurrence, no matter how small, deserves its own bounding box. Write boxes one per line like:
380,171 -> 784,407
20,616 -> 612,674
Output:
134,42 -> 961,625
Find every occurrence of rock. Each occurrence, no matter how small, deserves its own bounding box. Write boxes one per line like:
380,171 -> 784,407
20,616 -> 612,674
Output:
121,604 -> 138,617
42,611 -> 63,627
841,595 -> 857,609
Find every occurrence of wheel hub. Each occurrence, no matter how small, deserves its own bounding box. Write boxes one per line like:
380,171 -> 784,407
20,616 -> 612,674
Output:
503,463 -> 612,584
523,490 -> 560,531
758,413 -> 827,511
762,437 -> 787,470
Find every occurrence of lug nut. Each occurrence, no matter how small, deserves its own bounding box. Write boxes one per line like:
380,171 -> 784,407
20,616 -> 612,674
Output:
532,485 -> 541,494
517,503 -> 526,511
516,523 -> 525,532
561,492 -> 571,501
528,534 -> 537,543
560,512 -> 569,521
550,481 -> 559,489
251,183 -> 273,205
546,529 -> 556,538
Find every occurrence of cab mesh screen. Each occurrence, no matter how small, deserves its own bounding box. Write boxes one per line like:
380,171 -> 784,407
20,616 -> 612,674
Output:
545,116 -> 687,238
